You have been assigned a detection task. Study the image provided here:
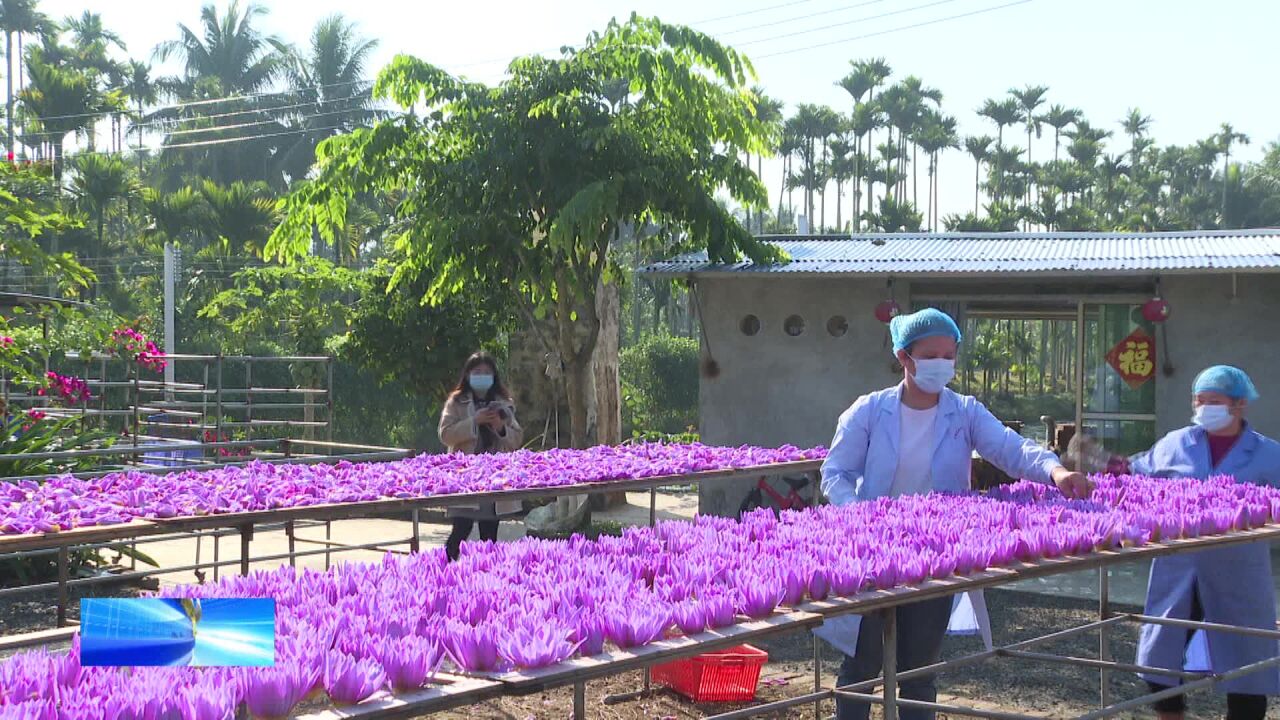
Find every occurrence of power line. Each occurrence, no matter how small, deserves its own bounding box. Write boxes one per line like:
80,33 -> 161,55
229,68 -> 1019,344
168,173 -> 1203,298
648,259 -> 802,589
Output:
717,0 -> 888,37
737,0 -> 962,46
754,0 -> 1035,58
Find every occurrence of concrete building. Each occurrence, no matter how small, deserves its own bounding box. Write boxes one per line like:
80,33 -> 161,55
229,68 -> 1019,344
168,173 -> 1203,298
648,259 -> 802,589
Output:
641,229 -> 1280,516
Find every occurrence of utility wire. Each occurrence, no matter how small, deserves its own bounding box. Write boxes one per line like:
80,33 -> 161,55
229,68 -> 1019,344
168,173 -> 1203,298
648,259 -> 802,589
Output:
755,0 -> 1036,58
737,0 -> 962,46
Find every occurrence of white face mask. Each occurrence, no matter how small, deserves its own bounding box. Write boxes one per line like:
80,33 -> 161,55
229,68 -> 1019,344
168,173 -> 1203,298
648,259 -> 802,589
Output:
1192,404 -> 1233,432
910,358 -> 955,394
469,373 -> 494,394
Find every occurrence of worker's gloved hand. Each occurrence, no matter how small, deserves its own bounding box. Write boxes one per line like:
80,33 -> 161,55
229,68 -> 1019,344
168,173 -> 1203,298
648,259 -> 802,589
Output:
1050,466 -> 1093,500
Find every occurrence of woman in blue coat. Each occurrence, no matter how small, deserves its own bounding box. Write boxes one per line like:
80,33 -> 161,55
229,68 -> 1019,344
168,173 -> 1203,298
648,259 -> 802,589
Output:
1131,365 -> 1280,720
821,308 -> 1090,720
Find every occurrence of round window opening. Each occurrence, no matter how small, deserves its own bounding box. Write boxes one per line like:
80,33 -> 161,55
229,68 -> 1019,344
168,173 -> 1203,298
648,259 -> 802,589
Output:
784,315 -> 805,337
827,315 -> 849,337
740,314 -> 761,336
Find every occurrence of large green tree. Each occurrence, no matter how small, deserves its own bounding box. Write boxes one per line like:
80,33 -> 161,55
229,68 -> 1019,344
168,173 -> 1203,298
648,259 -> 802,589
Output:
271,15 -> 779,447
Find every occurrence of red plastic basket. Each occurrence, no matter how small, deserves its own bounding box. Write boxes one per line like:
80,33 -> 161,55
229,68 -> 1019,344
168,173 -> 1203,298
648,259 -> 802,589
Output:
651,644 -> 769,702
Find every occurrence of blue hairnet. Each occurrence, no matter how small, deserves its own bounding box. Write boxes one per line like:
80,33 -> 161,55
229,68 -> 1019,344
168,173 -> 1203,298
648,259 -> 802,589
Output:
1192,365 -> 1260,402
890,308 -> 962,354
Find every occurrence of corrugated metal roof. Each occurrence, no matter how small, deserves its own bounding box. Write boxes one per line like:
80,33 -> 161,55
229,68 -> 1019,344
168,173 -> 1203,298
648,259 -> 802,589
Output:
638,229 -> 1280,277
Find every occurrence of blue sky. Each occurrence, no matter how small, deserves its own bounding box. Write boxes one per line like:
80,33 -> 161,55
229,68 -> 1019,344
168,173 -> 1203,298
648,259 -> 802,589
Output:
40,0 -> 1280,222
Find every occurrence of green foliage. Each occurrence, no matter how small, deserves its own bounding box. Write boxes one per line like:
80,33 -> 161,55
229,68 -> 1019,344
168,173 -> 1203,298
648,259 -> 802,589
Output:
341,259 -> 512,399
0,414 -> 117,478
620,334 -> 699,436
198,255 -> 363,356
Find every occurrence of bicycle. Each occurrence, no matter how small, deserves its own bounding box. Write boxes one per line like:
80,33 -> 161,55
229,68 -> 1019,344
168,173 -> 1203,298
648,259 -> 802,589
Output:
737,474 -> 816,518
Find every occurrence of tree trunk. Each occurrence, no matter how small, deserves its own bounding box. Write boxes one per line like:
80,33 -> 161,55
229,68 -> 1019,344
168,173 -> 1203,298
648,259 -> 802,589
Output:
757,154 -> 764,233
1038,320 -> 1047,395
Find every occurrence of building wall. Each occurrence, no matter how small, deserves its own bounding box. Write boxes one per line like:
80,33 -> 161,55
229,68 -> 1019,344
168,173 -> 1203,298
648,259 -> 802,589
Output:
1158,274 -> 1280,436
695,272 -> 1280,516
697,276 -> 901,515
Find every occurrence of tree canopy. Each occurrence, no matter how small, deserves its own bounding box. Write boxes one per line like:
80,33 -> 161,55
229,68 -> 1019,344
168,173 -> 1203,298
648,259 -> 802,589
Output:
270,14 -> 783,446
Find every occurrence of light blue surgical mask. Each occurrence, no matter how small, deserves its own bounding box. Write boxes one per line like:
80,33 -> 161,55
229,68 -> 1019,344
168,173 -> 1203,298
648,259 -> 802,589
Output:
910,358 -> 955,394
1192,404 -> 1233,432
469,373 -> 494,394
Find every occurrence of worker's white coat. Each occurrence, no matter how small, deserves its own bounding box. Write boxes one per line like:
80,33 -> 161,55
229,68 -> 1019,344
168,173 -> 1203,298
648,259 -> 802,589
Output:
815,384 -> 1064,655
1130,425 -> 1280,695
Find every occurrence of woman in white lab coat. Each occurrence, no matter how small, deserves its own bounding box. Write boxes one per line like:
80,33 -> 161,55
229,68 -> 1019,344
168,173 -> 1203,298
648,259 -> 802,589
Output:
821,308 -> 1090,720
1130,365 -> 1279,720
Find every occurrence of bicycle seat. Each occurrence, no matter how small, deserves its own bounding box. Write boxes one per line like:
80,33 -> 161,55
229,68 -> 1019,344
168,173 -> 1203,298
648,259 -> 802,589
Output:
782,475 -> 810,491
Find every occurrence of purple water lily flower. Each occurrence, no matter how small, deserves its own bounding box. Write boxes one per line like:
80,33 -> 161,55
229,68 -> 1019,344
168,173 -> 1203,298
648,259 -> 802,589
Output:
244,666 -> 311,719
442,621 -> 503,672
323,650 -> 385,706
672,601 -> 706,636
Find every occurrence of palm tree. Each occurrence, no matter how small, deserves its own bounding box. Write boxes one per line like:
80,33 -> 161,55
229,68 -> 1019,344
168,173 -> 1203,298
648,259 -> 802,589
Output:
122,60 -> 158,165
274,14 -> 381,184
964,135 -> 994,215
900,76 -> 941,206
0,0 -> 49,159
827,136 -> 856,231
1218,123 -> 1250,221
1009,86 -> 1047,227
1039,104 -> 1080,162
1121,108 -> 1152,168
916,112 -> 957,231
847,102 -> 880,229
838,62 -> 875,229
156,1 -> 284,95
753,91 -> 784,234
977,98 -> 1020,200
776,124 -> 800,229
198,179 -> 279,257
70,153 -> 136,272
153,1 -> 287,186
19,46 -> 106,183
142,186 -> 207,251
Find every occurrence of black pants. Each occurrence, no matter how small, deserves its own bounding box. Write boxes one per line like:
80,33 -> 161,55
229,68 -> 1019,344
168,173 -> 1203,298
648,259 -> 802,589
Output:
1147,585 -> 1267,719
444,518 -> 498,562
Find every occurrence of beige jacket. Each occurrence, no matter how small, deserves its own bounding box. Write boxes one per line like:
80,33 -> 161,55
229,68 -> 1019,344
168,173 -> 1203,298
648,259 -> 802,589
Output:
438,392 -> 524,516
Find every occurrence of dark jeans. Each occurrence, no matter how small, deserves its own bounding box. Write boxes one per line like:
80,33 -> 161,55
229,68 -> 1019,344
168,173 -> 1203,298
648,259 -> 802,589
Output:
836,595 -> 953,720
1146,584 -> 1267,719
444,518 -> 499,562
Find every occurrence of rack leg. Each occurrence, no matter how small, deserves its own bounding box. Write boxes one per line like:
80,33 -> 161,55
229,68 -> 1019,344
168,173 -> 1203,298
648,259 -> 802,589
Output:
883,608 -> 898,720
410,509 -> 420,554
213,533 -> 220,581
239,523 -> 253,576
56,546 -> 69,628
286,521 -> 296,567
1100,566 -> 1111,708
325,520 -> 332,570
649,488 -> 657,526
814,632 -> 823,720
574,680 -> 586,720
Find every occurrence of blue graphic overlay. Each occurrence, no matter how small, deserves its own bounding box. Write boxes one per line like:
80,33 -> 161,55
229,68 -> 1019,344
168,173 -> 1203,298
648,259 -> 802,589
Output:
81,598 -> 275,667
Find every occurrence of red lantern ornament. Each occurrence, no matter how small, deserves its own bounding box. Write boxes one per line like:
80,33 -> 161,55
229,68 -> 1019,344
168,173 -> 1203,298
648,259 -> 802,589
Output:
874,300 -> 901,324
1141,297 -> 1171,323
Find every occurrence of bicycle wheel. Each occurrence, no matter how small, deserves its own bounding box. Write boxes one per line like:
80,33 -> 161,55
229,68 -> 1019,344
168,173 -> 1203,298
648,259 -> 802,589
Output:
737,488 -> 769,519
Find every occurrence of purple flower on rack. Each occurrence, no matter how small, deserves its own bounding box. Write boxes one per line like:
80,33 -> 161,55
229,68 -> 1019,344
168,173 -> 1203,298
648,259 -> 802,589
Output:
601,602 -> 670,649
737,576 -> 783,619
672,601 -> 706,636
377,635 -> 443,692
245,666 -> 312,719
323,650 -> 385,706
497,618 -> 579,669
442,621 -> 503,672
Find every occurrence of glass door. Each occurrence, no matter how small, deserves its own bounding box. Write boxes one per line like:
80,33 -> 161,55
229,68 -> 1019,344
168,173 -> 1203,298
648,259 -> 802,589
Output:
1077,303 -> 1157,456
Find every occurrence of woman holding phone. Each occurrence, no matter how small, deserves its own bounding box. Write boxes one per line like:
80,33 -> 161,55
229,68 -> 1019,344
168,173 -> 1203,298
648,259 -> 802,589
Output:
437,351 -> 524,561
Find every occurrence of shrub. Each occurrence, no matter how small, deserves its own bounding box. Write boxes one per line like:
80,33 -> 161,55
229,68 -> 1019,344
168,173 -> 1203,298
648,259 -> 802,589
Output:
620,334 -> 699,437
